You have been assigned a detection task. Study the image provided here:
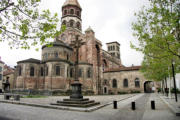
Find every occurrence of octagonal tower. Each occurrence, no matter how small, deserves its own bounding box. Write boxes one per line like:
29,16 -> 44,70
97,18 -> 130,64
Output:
61,0 -> 82,31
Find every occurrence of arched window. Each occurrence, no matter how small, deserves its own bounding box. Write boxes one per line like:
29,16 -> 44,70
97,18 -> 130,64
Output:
55,52 -> 58,58
112,79 -> 117,88
64,10 -> 67,15
78,68 -> 83,77
62,20 -> 66,26
87,68 -> 92,78
76,22 -> 80,29
40,67 -> 44,76
135,78 -> 140,88
46,66 -> 48,76
76,11 -> 80,16
70,20 -> 74,27
123,79 -> 128,87
70,9 -> 74,14
18,66 -> 22,76
102,59 -> 108,71
56,65 -> 60,76
30,66 -> 34,76
67,54 -> 69,60
70,68 -> 74,78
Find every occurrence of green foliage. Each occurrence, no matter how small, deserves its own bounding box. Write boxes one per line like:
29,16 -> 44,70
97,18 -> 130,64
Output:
131,0 -> 180,81
171,88 -> 180,93
0,0 -> 65,49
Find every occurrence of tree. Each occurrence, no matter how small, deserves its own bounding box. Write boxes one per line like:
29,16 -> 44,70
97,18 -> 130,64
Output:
131,0 -> 180,81
0,0 -> 65,50
131,0 -> 180,59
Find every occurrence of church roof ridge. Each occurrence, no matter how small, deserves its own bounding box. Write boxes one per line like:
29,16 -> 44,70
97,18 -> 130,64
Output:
85,26 -> 94,32
17,58 -> 41,64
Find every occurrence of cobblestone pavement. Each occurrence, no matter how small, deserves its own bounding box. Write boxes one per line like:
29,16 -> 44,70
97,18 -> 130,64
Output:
0,93 -> 179,120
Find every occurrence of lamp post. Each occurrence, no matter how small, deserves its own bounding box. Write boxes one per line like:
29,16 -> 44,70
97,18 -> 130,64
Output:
70,35 -> 85,99
172,61 -> 178,102
168,67 -> 171,99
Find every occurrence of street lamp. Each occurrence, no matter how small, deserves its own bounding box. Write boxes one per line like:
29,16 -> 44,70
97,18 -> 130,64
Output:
172,60 -> 178,102
168,67 -> 171,99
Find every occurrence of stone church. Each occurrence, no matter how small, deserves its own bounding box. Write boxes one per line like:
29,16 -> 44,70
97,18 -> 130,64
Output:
14,0 -> 158,95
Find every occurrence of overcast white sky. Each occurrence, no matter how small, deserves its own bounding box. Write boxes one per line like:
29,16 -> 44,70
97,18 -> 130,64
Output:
0,0 -> 150,67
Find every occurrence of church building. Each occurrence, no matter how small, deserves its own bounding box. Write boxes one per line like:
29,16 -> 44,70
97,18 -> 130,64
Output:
14,0 -> 158,95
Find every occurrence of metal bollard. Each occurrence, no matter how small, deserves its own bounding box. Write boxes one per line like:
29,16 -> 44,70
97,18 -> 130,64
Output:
151,100 -> 155,110
113,101 -> 117,109
132,102 -> 136,110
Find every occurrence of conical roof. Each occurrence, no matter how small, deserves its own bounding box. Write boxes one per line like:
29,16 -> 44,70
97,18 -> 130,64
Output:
85,26 -> 94,32
63,0 -> 81,8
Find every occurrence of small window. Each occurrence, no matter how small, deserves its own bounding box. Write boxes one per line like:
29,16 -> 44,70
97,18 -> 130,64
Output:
78,68 -> 83,77
44,53 -> 48,59
55,52 -> 58,58
30,67 -> 34,76
62,20 -> 66,26
56,66 -> 60,76
0,74 -> 2,80
70,68 -> 74,78
18,66 -> 22,76
123,79 -> 128,87
70,20 -> 74,27
0,67 -> 2,72
64,10 -> 67,15
41,67 -> 44,76
46,66 -> 48,76
70,9 -> 74,14
76,11 -> 80,16
76,22 -> 80,29
135,78 -> 140,88
112,79 -> 117,88
87,68 -> 92,78
67,54 -> 69,60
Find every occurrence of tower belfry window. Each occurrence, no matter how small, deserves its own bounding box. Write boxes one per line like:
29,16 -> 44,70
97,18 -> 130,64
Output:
64,10 -> 67,15
76,11 -> 80,16
70,20 -> 74,27
70,9 -> 74,15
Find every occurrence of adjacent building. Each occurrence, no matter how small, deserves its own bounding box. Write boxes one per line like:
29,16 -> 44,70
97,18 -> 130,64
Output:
0,59 -> 4,92
3,65 -> 15,91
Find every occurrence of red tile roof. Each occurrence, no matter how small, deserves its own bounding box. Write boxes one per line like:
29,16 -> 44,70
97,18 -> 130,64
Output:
104,66 -> 141,73
3,65 -> 14,75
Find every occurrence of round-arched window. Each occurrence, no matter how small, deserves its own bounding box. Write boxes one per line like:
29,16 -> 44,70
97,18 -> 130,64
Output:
70,9 -> 74,15
135,78 -> 140,88
123,79 -> 128,87
112,79 -> 117,88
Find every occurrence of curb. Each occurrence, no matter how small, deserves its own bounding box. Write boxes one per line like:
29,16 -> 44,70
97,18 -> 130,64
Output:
159,95 -> 180,116
0,94 -> 137,112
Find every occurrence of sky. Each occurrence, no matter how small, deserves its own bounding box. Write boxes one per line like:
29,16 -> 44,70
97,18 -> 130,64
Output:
0,0 -> 150,67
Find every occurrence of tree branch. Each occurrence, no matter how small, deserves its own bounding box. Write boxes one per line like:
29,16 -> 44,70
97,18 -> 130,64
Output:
0,2 -> 14,13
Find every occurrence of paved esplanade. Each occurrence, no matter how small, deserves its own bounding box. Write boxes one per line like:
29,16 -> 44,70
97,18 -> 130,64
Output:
0,94 -> 179,120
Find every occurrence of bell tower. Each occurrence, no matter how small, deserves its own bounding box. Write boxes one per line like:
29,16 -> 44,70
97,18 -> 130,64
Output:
61,0 -> 82,31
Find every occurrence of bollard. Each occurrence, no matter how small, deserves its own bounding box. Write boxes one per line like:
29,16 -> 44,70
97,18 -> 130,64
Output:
132,102 -> 136,110
113,101 -> 117,109
151,100 -> 155,110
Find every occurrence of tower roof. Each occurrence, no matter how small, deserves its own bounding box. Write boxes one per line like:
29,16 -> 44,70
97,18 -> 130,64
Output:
85,26 -> 94,33
63,0 -> 81,8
